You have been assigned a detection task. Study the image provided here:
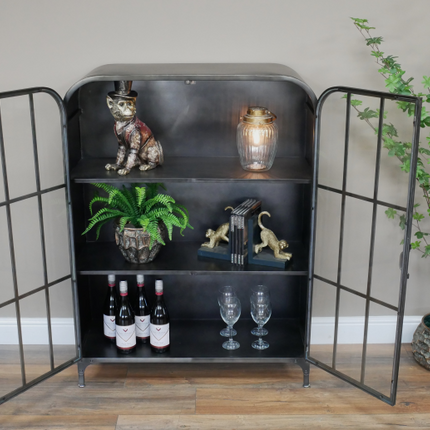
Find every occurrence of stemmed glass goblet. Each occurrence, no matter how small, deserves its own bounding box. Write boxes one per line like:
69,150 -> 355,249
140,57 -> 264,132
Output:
219,296 -> 241,350
218,286 -> 237,337
250,300 -> 272,350
250,285 -> 270,336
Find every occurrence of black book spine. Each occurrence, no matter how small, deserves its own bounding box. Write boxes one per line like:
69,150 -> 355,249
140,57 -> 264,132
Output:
238,199 -> 257,265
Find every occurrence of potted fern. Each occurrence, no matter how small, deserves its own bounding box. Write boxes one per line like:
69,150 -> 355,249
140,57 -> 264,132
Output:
82,182 -> 193,264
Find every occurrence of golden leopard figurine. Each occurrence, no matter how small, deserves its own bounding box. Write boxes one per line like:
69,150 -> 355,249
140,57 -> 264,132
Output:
254,211 -> 292,260
201,206 -> 233,249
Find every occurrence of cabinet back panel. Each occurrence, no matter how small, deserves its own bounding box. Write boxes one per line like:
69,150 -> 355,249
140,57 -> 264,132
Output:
81,182 -> 309,244
85,274 -> 304,321
76,80 -> 310,159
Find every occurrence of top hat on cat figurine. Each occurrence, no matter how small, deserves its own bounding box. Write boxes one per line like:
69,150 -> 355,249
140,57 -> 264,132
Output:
108,80 -> 137,100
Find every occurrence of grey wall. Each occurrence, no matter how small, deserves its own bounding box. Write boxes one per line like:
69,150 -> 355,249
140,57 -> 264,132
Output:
0,0 -> 429,316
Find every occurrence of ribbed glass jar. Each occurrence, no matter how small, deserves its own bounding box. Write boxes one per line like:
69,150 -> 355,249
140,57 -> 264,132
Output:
236,106 -> 278,172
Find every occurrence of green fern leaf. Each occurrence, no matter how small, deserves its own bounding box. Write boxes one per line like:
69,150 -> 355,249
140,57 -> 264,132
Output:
171,205 -> 190,233
109,188 -> 134,214
146,221 -> 165,249
135,186 -> 147,210
121,186 -> 138,215
136,216 -> 150,230
143,194 -> 175,213
94,219 -> 111,240
88,207 -> 126,221
119,216 -> 132,232
89,196 -> 110,216
85,182 -> 192,242
145,183 -> 166,200
174,203 -> 190,216
82,211 -> 119,235
91,183 -> 134,214
147,208 -> 172,221
163,219 -> 174,241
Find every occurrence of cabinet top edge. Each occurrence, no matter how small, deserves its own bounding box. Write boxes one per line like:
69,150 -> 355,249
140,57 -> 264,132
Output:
64,63 -> 317,106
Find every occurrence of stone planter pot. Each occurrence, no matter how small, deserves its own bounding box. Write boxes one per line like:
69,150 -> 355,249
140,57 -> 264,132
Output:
411,313 -> 430,370
114,222 -> 167,264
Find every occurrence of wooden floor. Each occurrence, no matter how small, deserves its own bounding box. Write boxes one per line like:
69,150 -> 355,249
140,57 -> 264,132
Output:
0,344 -> 430,429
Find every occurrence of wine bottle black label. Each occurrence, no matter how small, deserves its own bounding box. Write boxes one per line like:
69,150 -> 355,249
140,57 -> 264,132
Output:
116,323 -> 136,349
150,323 -> 170,348
103,314 -> 116,338
136,315 -> 150,339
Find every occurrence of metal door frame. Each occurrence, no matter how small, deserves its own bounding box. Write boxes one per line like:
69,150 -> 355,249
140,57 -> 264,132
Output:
306,86 -> 422,405
0,87 -> 81,405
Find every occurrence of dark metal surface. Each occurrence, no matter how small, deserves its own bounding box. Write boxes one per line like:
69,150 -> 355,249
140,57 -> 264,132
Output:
71,157 -> 313,184
65,63 -> 317,106
29,93 -> 55,370
76,241 -> 308,275
317,184 -> 407,212
360,98 -> 385,384
0,90 -> 26,390
73,80 -> 310,161
0,87 -> 80,405
5,68 -> 418,404
67,65 -> 315,390
81,319 -> 305,360
307,86 -> 422,406
82,181 -> 307,245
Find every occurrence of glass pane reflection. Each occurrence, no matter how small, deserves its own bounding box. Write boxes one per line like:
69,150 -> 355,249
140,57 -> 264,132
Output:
49,279 -> 77,368
364,302 -> 397,398
335,290 -> 366,382
19,291 -> 51,384
0,304 -> 22,399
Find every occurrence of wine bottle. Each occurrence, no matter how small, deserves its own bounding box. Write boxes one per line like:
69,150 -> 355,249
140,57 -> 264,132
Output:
102,274 -> 117,342
116,280 -> 136,354
150,279 -> 170,353
135,274 -> 151,343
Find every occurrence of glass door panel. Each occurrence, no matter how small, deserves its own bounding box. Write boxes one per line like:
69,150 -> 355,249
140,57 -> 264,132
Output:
308,87 -> 422,405
0,88 -> 79,405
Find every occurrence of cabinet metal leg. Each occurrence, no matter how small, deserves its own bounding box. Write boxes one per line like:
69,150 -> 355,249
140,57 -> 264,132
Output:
77,360 -> 91,388
295,358 -> 310,388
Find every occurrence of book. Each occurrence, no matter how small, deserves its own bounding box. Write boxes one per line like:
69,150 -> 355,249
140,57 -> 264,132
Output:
231,199 -> 259,266
230,199 -> 252,264
239,200 -> 261,265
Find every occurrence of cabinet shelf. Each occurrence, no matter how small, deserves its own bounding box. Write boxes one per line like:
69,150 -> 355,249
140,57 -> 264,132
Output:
76,241 -> 309,275
81,318 -> 304,362
70,156 -> 312,184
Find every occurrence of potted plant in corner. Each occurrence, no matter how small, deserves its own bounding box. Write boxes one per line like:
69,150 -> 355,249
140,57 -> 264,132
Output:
82,182 -> 193,264
351,18 -> 430,370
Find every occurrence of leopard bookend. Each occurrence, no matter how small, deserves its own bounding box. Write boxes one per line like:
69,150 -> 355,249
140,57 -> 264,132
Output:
254,211 -> 292,261
197,206 -> 234,262
200,206 -> 233,249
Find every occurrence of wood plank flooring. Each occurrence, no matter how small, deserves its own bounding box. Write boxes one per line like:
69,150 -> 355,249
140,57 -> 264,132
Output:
0,344 -> 429,429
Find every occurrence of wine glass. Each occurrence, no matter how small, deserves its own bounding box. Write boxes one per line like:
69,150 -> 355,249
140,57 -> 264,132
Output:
219,296 -> 241,350
250,285 -> 270,336
250,301 -> 272,350
218,286 -> 237,337
251,285 -> 270,298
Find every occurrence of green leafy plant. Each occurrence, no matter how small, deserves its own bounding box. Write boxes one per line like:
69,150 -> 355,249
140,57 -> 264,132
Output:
350,17 -> 430,257
82,182 -> 193,248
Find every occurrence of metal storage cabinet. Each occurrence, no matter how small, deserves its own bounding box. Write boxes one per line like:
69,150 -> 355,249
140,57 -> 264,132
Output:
66,63 -> 316,389
0,63 -> 422,406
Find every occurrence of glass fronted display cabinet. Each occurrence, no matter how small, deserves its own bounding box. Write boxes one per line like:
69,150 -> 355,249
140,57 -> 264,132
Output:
0,64 -> 421,406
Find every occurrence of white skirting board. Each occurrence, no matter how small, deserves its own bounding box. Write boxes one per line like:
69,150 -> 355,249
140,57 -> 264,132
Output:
310,316 -> 422,345
0,318 -> 76,345
0,316 -> 422,345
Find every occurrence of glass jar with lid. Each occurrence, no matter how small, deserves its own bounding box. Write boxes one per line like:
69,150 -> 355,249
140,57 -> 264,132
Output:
236,106 -> 278,172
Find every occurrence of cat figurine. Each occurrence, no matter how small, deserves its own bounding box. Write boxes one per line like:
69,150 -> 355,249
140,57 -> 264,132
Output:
105,81 -> 163,176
